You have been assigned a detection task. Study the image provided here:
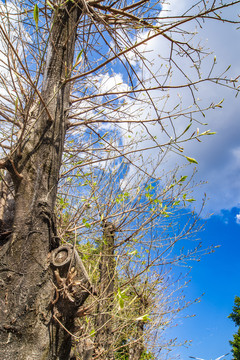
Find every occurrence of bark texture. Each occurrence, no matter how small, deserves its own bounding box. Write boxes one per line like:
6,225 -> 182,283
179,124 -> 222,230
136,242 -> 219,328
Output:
129,297 -> 147,360
94,221 -> 116,360
129,320 -> 144,360
0,2 -> 85,359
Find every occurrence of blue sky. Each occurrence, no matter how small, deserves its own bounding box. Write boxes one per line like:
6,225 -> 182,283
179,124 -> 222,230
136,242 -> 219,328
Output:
142,1 -> 240,358
169,208 -> 240,359
157,1 -> 240,358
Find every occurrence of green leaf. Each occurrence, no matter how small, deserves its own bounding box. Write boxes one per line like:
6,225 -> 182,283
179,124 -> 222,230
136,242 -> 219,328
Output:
15,97 -> 18,114
215,98 -> 224,108
136,314 -> 151,322
186,198 -> 196,203
119,297 -> 124,309
145,183 -> 154,191
182,122 -> 192,135
179,175 -> 187,183
128,250 -> 137,256
185,156 -> 198,164
117,288 -> 126,309
90,329 -> 96,337
76,49 -> 84,62
33,4 -> 39,30
47,0 -> 54,10
72,49 -> 84,70
82,218 -> 91,228
200,129 -> 216,136
206,130 -> 216,135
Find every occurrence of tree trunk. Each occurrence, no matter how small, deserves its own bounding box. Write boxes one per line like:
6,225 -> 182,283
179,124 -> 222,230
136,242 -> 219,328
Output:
94,221 -> 116,360
129,296 -> 146,360
129,320 -> 144,360
0,3 -> 86,359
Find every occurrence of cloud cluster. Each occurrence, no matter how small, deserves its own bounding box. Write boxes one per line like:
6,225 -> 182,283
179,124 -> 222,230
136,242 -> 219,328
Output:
119,0 -> 240,215
88,0 -> 240,216
164,1 -> 240,214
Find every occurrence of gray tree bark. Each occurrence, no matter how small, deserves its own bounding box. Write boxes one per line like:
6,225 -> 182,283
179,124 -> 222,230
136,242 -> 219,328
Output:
129,296 -> 146,360
93,221 -> 116,360
129,320 -> 144,360
0,2 -> 89,359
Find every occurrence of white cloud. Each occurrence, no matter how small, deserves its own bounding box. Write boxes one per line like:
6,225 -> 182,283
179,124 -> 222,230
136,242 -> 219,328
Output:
119,0 -> 240,214
172,12 -> 240,213
69,0 -> 240,215
236,214 -> 240,225
92,73 -> 130,94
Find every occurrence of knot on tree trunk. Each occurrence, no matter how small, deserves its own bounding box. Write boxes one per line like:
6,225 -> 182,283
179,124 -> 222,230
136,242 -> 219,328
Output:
51,244 -> 92,314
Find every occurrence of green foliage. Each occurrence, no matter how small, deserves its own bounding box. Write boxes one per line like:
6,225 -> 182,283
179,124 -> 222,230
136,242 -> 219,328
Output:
116,192 -> 130,203
82,218 -> 91,228
229,296 -> 240,359
115,338 -> 154,360
229,329 -> 240,360
229,297 -> 240,326
185,156 -> 198,164
33,4 -> 39,30
115,339 -> 128,360
140,350 -> 155,359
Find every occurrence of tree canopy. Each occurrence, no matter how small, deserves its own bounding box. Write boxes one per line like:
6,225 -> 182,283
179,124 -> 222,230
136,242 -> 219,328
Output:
229,296 -> 240,360
0,0 -> 239,359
